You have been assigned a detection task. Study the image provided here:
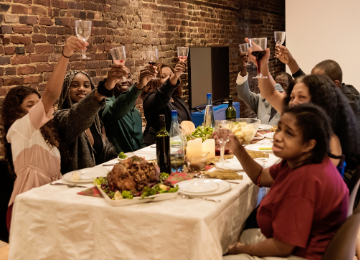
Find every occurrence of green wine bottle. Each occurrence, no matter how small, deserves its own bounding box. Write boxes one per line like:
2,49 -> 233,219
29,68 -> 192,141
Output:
156,114 -> 171,174
226,95 -> 236,121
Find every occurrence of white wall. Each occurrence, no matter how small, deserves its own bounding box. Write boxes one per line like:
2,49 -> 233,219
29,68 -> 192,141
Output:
286,0 -> 360,91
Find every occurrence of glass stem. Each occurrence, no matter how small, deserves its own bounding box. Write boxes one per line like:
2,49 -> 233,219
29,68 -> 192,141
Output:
220,143 -> 225,163
82,49 -> 86,58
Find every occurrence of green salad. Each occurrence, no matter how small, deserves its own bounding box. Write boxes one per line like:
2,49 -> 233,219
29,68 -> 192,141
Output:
118,152 -> 127,159
186,126 -> 214,142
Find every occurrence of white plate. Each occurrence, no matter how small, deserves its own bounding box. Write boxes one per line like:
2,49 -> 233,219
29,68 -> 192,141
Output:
177,179 -> 219,193
177,179 -> 231,196
263,132 -> 275,139
63,167 -> 110,183
245,144 -> 273,153
214,158 -> 268,171
253,135 -> 264,140
95,185 -> 178,207
258,124 -> 272,131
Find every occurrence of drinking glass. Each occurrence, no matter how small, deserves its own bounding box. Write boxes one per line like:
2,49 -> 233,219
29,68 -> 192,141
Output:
177,47 -> 189,74
75,20 -> 92,60
215,120 -> 233,163
274,31 -> 286,58
239,43 -> 251,66
110,46 -> 127,82
250,37 -> 267,79
146,49 -> 159,80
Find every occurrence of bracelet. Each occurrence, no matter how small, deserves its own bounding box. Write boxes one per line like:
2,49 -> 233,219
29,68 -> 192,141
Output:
96,79 -> 114,98
62,49 -> 71,59
256,172 -> 262,187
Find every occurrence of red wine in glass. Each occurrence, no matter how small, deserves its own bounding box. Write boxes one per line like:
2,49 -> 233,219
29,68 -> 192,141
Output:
178,56 -> 187,62
251,50 -> 266,75
148,61 -> 156,66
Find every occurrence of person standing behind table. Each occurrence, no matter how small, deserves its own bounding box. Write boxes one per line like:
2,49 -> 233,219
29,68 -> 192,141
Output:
275,44 -> 360,126
54,69 -> 126,174
141,62 -> 190,145
1,36 -> 86,231
236,52 -> 294,125
99,65 -> 157,153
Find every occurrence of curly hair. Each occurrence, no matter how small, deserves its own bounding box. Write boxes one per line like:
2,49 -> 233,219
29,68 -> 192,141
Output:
140,63 -> 182,100
282,104 -> 332,164
0,86 -> 59,178
284,74 -> 360,169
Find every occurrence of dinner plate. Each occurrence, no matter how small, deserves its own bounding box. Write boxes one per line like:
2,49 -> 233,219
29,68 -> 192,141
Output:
258,124 -> 272,131
245,144 -> 273,153
263,132 -> 275,139
63,167 -> 110,183
177,179 -> 219,193
177,179 -> 231,196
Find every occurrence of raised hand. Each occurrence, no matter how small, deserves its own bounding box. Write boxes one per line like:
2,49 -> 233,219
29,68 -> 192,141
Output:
275,44 -> 293,65
173,61 -> 185,78
239,52 -> 249,68
63,36 -> 88,57
105,65 -> 128,90
137,65 -> 157,89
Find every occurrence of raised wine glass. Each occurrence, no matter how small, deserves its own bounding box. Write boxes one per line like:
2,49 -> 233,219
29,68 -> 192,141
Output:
75,20 -> 92,60
250,37 -> 267,79
110,46 -> 127,82
215,120 -> 233,163
146,49 -> 159,80
239,43 -> 251,66
177,47 -> 189,74
274,31 -> 286,58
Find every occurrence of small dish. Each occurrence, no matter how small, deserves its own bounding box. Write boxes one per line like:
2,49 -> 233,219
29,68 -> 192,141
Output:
186,153 -> 208,171
178,179 -> 219,193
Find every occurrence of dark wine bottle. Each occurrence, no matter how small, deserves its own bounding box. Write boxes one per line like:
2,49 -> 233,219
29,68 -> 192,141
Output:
156,114 -> 171,174
226,95 -> 236,121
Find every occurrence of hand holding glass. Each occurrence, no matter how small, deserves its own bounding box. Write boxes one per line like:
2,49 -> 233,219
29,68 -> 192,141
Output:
110,46 -> 127,82
239,43 -> 251,66
177,47 -> 189,74
274,31 -> 286,58
75,20 -> 92,60
250,37 -> 267,79
146,49 -> 159,80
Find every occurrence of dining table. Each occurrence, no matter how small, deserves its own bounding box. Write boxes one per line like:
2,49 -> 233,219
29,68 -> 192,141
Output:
8,141 -> 278,260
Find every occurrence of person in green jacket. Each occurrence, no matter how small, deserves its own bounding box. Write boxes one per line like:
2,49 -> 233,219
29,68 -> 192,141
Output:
99,64 -> 157,153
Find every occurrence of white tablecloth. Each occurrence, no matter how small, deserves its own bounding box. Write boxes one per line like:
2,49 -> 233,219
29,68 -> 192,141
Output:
8,146 -> 276,260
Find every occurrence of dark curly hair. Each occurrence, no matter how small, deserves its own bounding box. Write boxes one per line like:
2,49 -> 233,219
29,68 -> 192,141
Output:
140,63 -> 182,100
282,104 -> 332,164
284,74 -> 360,169
0,86 -> 59,178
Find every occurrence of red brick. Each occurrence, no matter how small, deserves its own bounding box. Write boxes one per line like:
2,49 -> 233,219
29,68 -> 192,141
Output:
37,83 -> 47,91
58,1 -> 68,9
24,75 -> 43,84
4,14 -> 19,23
55,18 -> 71,27
30,54 -> 48,63
36,64 -> 54,73
30,6 -> 48,15
85,61 -> 99,69
13,25 -> 33,34
1,25 -> 12,34
25,44 -> 34,53
4,46 -> 15,55
5,68 -> 17,76
95,53 -> 107,60
4,77 -> 24,86
19,16 -> 38,25
0,67 -> 3,76
39,16 -> 53,25
35,45 -> 54,54
99,60 -> 111,68
0,46 -> 3,55
70,62 -> 86,70
11,56 -> 31,65
34,0 -> 50,6
18,66 -> 36,75
32,34 -> 47,43
142,24 -> 151,30
0,86 -> 7,96
14,0 -> 33,3
12,5 -> 29,14
10,36 -> 31,44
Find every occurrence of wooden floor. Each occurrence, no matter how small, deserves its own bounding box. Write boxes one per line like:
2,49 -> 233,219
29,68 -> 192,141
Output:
0,241 -> 9,260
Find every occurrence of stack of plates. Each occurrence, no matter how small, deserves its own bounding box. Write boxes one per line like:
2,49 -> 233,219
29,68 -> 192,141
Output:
177,179 -> 231,196
62,167 -> 110,183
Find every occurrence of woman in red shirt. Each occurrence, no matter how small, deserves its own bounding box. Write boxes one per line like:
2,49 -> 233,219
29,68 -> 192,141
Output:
223,104 -> 348,260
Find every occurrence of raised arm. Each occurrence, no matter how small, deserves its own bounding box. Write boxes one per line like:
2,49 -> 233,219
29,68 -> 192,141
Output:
275,44 -> 303,77
42,36 -> 86,114
245,38 -> 286,114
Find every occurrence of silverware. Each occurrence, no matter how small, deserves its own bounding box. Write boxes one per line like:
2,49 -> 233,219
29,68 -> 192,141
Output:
102,163 -> 116,166
178,192 -> 220,202
50,183 -> 88,188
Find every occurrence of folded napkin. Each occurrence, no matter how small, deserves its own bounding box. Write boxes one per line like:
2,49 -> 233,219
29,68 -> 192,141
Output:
78,186 -> 102,197
205,170 -> 243,180
207,154 -> 234,165
246,150 -> 270,159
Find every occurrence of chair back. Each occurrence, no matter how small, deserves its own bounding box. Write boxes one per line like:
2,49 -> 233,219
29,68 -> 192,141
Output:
322,211 -> 360,260
348,166 -> 360,216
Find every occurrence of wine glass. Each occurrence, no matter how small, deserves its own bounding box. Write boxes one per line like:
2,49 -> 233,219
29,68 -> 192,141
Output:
146,49 -> 159,80
177,47 -> 189,74
274,31 -> 286,58
110,46 -> 127,82
215,120 -> 233,163
239,43 -> 251,66
74,20 -> 92,60
250,37 -> 267,79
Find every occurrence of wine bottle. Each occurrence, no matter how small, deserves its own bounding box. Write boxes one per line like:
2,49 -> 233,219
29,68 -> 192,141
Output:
204,93 -> 215,128
156,114 -> 171,174
226,95 -> 236,121
169,110 -> 185,172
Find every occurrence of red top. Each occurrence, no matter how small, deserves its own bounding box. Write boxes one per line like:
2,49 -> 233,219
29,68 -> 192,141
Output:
257,157 -> 349,260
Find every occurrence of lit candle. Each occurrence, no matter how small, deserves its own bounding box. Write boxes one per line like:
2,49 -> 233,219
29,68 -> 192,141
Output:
202,139 -> 215,159
186,138 -> 202,159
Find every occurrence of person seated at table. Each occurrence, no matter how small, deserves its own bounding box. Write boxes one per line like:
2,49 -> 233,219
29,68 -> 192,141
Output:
236,53 -> 294,125
222,104 -> 349,260
54,69 -> 124,174
1,36 -> 85,231
141,62 -> 190,145
245,38 -> 360,183
275,44 -> 360,126
99,65 -> 156,153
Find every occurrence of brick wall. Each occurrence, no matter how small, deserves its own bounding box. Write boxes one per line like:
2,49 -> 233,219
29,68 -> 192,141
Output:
0,0 -> 285,124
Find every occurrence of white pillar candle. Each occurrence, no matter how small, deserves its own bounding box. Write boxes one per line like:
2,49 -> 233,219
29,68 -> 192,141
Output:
186,138 -> 202,159
202,139 -> 215,159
